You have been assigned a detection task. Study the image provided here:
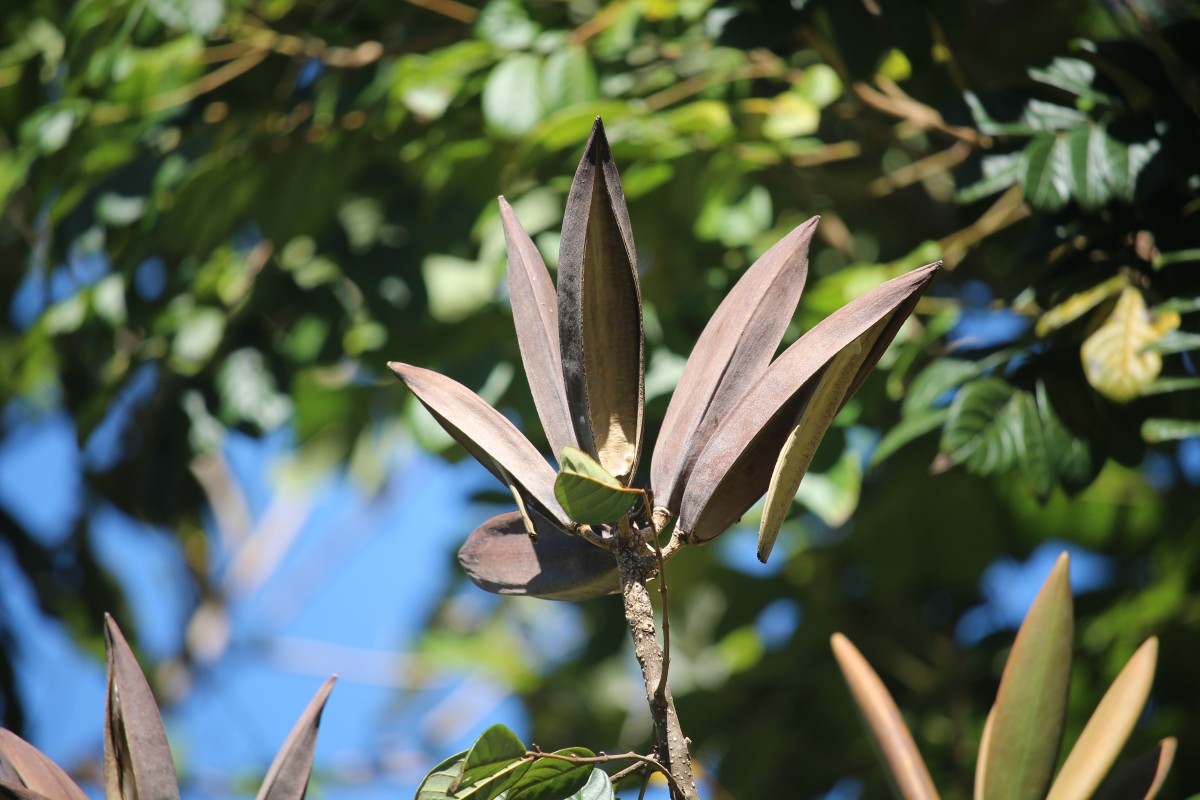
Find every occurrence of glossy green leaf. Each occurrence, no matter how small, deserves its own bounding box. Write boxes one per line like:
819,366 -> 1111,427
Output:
1093,738 -> 1176,800
871,407 -> 950,466
542,45 -> 598,113
507,748 -> 595,800
976,553 -> 1073,800
554,446 -> 642,525
1047,638 -> 1159,800
1021,133 -> 1072,211
1068,124 -> 1126,210
564,768 -> 614,800
939,378 -> 1018,475
1028,57 -> 1118,105
1035,381 -> 1099,494
956,152 -> 1023,203
415,751 -> 468,800
483,54 -> 544,137
903,358 -> 988,415
831,634 -> 940,800
458,724 -> 528,791
255,676 -> 336,800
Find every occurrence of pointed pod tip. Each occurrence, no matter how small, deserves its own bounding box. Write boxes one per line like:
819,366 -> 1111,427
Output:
386,361 -> 407,377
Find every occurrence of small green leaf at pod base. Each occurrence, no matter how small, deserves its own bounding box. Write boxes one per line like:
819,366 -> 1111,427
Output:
554,446 -> 642,524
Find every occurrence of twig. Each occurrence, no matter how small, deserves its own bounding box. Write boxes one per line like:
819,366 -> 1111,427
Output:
868,141 -> 971,196
524,748 -> 684,796
853,78 -> 992,148
936,184 -> 1029,268
616,518 -> 699,800
642,52 -> 787,113
651,533 -> 670,704
403,0 -> 478,23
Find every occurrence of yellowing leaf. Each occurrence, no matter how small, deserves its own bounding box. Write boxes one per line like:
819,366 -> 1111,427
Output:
1081,286 -> 1180,403
1036,274 -> 1127,337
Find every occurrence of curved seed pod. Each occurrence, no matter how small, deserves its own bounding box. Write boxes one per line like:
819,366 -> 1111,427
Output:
1093,738 -> 1176,800
1046,638 -> 1159,800
0,785 -> 56,800
255,676 -> 337,800
831,635 -> 940,800
103,615 -> 180,800
651,217 -> 817,515
500,197 -> 577,461
758,335 -> 866,562
459,511 -> 619,600
976,553 -> 1072,800
0,730 -> 88,800
388,362 -> 570,529
678,263 -> 938,543
557,118 -> 644,484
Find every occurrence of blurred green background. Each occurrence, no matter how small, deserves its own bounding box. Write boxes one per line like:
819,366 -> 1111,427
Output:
2,0 -> 1199,797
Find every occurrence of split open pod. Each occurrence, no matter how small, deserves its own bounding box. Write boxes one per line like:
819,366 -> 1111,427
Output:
389,118 -> 939,600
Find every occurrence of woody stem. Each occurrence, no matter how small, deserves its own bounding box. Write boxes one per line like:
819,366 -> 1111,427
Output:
615,519 -> 700,800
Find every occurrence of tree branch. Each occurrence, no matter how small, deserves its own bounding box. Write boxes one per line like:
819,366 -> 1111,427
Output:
616,519 -> 699,800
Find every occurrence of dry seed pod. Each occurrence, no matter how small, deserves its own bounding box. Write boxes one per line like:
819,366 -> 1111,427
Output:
103,615 -> 180,800
831,634 -> 940,800
459,511 -> 619,600
651,217 -> 817,514
678,263 -> 938,543
557,118 -> 644,484
0,730 -> 88,800
500,197 -> 578,462
256,676 -> 337,800
388,362 -> 571,529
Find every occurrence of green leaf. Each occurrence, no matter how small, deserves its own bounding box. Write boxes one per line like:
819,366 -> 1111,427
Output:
1141,418 -> 1200,443
1021,133 -> 1072,211
554,446 -> 641,525
939,378 -> 1018,475
415,751 -> 469,800
147,0 -> 225,35
1028,58 -> 1118,106
1046,639 -> 1158,800
1141,330 -> 1200,355
977,553 -> 1073,800
957,152 -> 1022,204
1036,274 -> 1127,337
506,748 -> 595,800
1035,381 -> 1097,494
459,724 -> 528,791
872,407 -> 950,465
475,0 -> 540,49
483,54 -> 544,136
564,769 -> 614,800
542,45 -> 598,113
1067,124 -> 1125,210
904,358 -> 985,415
